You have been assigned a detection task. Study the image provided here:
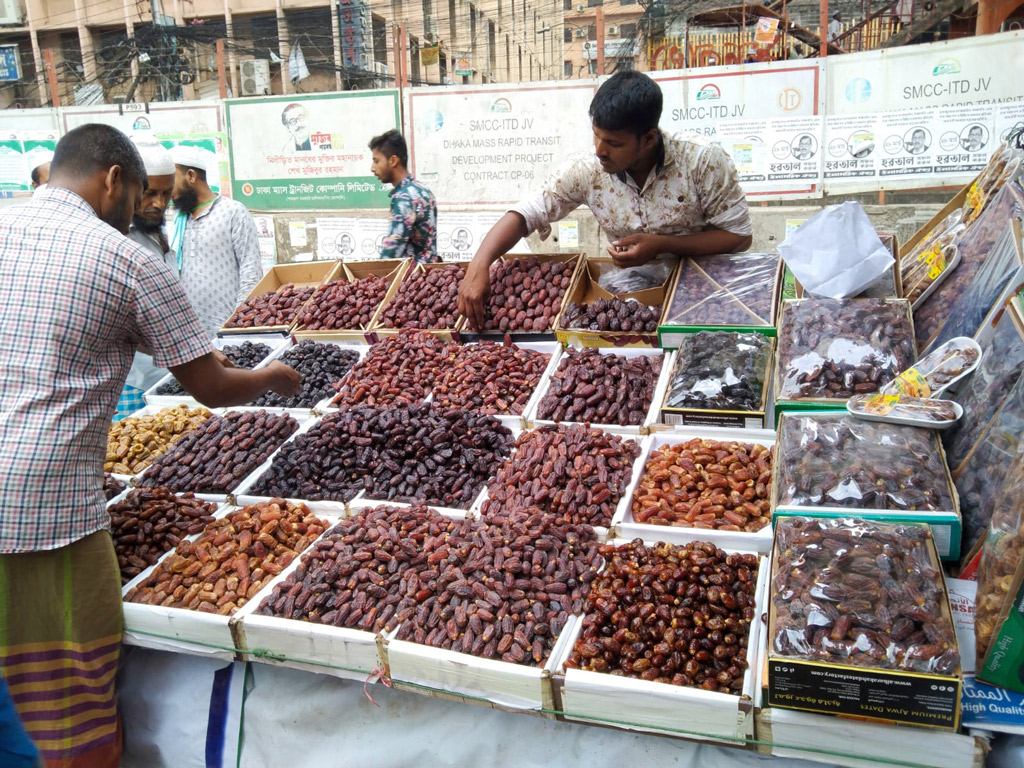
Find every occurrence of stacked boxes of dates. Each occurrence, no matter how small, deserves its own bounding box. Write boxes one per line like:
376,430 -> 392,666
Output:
556,257 -> 672,348
772,413 -> 962,559
221,262 -> 338,334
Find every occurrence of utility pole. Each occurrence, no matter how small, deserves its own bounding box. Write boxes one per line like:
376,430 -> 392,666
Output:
595,6 -> 605,75
151,0 -> 165,100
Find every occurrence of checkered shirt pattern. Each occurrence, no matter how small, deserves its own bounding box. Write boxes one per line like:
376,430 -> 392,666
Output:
0,188 -> 212,553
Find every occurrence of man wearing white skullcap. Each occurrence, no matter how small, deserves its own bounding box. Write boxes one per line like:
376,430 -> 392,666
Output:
169,144 -> 262,337
29,149 -> 53,195
114,136 -> 182,418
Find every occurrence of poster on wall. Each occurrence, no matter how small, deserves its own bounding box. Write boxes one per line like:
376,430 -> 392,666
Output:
876,107 -> 939,180
824,113 -> 880,182
316,217 -> 391,261
407,82 -> 595,208
436,211 -> 530,261
650,62 -> 822,143
932,105 -> 996,176
716,115 -> 823,194
826,30 -> 1024,116
0,130 -> 58,191
227,91 -> 399,210
252,215 -> 277,270
996,102 -> 1024,146
61,102 -> 224,136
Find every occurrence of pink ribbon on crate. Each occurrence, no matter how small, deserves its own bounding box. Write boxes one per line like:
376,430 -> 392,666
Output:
362,666 -> 394,706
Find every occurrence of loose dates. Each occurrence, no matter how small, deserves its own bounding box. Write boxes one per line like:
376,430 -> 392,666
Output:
772,517 -> 959,675
431,340 -> 550,416
139,410 -> 299,494
537,349 -> 662,426
108,487 -> 218,584
296,274 -> 389,331
224,283 -> 316,329
251,403 -> 513,508
559,298 -> 660,333
332,331 -> 453,409
566,539 -> 758,693
106,405 -> 213,474
156,342 -> 273,396
483,424 -> 641,528
378,264 -> 464,329
125,500 -> 328,615
252,340 -> 359,409
480,257 -> 574,332
104,474 -> 126,501
631,439 -> 772,532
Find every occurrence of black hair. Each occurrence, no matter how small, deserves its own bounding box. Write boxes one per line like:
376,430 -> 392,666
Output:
30,165 -> 43,185
368,129 -> 408,168
51,123 -> 146,188
589,71 -> 663,137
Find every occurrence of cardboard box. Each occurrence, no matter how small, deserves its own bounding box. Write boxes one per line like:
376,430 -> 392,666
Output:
658,253 -> 781,349
773,298 -> 916,418
219,261 -> 341,335
554,257 -> 672,348
550,540 -> 768,743
772,412 -> 962,560
610,429 -> 777,554
656,333 -> 775,430
457,252 -> 584,341
291,259 -> 409,344
767,519 -> 962,731
369,261 -> 466,342
525,347 -> 674,436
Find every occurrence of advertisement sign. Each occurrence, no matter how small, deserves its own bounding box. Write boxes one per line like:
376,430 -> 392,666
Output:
717,115 -> 823,194
827,30 -> 1024,115
226,91 -> 399,210
652,62 -> 821,143
0,130 -> 58,191
824,113 -> 880,181
61,101 -> 224,136
754,18 -> 779,46
455,52 -> 473,77
436,211 -> 530,260
407,82 -> 595,207
0,44 -> 21,82
420,45 -> 440,67
338,0 -> 373,73
316,217 -> 391,260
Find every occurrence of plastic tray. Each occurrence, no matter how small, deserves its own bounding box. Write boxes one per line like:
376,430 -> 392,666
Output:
847,394 -> 963,430
882,336 -> 983,399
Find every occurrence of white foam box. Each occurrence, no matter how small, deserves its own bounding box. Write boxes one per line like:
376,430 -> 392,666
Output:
386,614 -> 581,715
610,428 -> 777,554
229,504 -> 398,682
550,539 -> 768,744
524,347 -> 674,436
142,334 -> 291,408
120,501 -> 241,659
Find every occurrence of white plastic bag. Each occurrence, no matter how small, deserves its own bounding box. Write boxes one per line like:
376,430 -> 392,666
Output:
778,201 -> 894,299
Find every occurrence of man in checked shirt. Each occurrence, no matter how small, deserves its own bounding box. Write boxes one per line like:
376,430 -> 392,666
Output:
0,124 -> 300,767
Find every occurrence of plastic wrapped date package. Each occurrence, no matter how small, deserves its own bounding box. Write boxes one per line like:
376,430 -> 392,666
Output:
775,299 -> 915,401
665,331 -> 770,412
664,253 -> 778,327
772,517 -> 959,676
776,414 -> 955,512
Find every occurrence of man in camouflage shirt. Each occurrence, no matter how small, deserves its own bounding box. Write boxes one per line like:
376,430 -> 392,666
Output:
369,129 -> 439,263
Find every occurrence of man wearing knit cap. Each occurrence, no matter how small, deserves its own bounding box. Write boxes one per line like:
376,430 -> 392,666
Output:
114,136 -> 180,418
169,144 -> 263,338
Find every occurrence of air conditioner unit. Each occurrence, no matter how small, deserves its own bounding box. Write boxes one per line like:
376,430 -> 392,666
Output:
576,4 -> 584,10
575,28 -> 587,37
240,59 -> 271,96
607,25 -> 618,35
374,61 -> 388,75
358,52 -> 372,69
0,0 -> 23,24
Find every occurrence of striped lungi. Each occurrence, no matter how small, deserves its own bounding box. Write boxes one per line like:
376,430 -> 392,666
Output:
0,530 -> 123,768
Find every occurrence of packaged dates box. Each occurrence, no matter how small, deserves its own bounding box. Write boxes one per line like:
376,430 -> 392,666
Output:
369,261 -> 466,343
767,517 -> 962,731
219,261 -> 341,335
554,257 -> 672,349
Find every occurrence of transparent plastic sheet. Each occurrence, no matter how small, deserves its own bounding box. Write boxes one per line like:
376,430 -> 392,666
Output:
776,299 -> 916,401
777,414 -> 955,511
847,394 -> 960,425
899,210 -> 964,305
772,517 -> 960,675
953,372 -> 1024,555
944,309 -> 1024,471
962,147 -> 1023,225
904,238 -> 963,308
975,446 -> 1024,669
664,253 -> 778,327
923,221 -> 1022,355
665,331 -> 770,411
914,183 -> 1024,350
596,259 -> 675,295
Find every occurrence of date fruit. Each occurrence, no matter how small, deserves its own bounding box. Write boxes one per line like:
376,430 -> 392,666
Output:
225,283 -> 316,329
432,340 -> 550,416
252,340 -> 359,409
378,264 -> 464,329
559,298 -> 660,333
106,405 -> 213,474
479,257 -> 574,332
331,331 -> 454,409
296,274 -> 390,331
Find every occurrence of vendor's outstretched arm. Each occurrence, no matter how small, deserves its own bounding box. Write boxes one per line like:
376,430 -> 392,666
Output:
607,229 -> 752,267
457,211 -> 529,330
169,353 -> 301,407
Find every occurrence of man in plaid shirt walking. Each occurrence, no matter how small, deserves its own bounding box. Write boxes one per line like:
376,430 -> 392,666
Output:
0,124 -> 300,767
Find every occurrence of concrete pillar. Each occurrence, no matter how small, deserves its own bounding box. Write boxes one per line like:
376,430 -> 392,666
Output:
73,0 -> 97,82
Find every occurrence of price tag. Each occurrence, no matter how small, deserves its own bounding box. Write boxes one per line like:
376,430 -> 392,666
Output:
864,393 -> 899,415
887,367 -> 931,398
